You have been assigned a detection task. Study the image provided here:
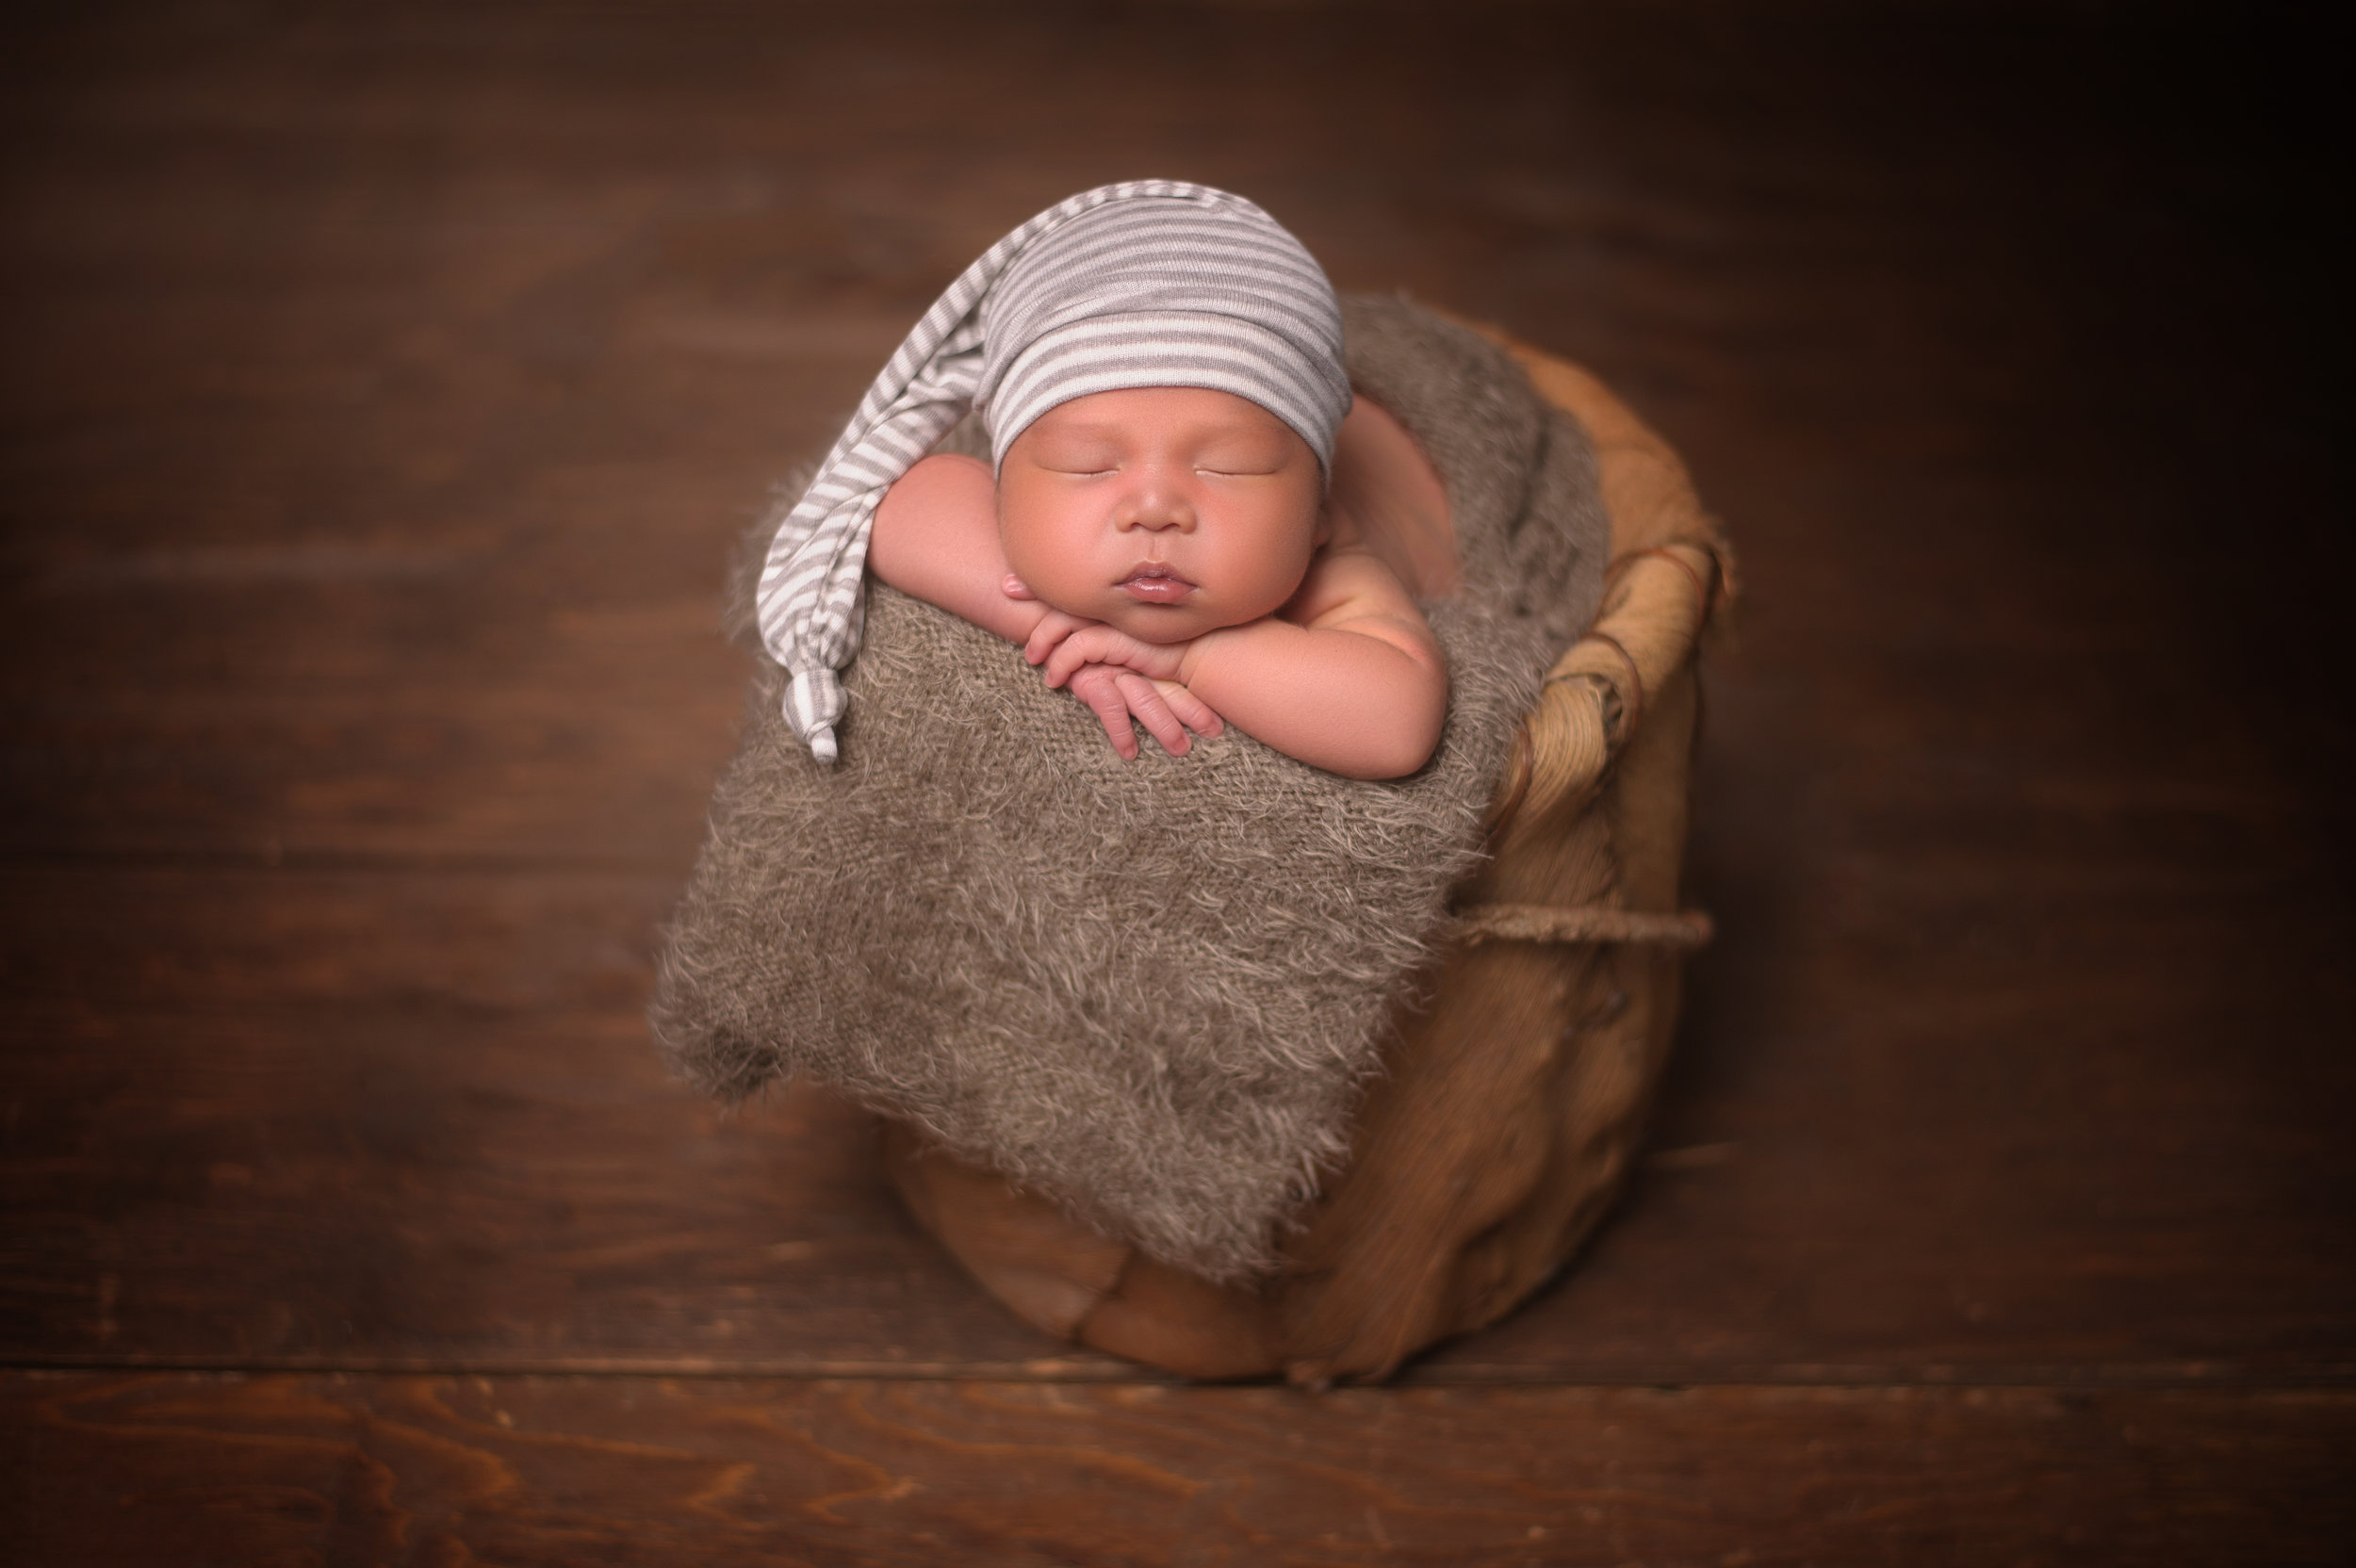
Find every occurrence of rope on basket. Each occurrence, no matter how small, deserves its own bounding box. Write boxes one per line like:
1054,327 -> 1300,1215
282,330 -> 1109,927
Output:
1603,542 -> 1721,624
1453,903 -> 1714,951
1546,628 -> 1643,737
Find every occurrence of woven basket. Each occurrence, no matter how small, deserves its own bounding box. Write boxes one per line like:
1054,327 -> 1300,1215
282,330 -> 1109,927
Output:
887,335 -> 1732,1383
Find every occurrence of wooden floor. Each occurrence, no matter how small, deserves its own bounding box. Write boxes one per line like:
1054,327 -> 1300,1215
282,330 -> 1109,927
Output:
4,3 -> 2348,1562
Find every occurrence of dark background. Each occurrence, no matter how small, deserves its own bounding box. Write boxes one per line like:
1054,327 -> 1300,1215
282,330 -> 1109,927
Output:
2,2 -> 2348,1562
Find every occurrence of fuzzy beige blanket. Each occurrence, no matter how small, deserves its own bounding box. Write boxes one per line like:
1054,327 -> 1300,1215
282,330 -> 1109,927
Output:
650,296 -> 1608,1281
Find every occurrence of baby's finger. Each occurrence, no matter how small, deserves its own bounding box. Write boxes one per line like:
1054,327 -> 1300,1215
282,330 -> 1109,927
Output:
1042,631 -> 1105,688
1153,679 -> 1224,738
1024,614 -> 1076,668
1115,671 -> 1191,757
1071,668 -> 1140,760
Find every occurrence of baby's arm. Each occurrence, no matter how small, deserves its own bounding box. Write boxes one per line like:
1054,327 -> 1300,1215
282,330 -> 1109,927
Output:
867,454 -> 1040,645
869,455 -> 1220,758
1039,546 -> 1446,780
1198,548 -> 1445,778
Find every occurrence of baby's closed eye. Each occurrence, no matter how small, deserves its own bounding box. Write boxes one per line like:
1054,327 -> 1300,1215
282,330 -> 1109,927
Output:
1024,434 -> 1123,475
1194,438 -> 1292,477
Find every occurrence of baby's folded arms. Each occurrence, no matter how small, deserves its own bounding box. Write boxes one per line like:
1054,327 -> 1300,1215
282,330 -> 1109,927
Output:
867,387 -> 1448,780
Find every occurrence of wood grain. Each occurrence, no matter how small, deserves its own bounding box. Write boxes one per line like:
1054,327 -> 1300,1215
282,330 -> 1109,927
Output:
3,862 -> 2347,1381
0,868 -> 1061,1372
8,1372 -> 2351,1568
1,0 -> 2347,1560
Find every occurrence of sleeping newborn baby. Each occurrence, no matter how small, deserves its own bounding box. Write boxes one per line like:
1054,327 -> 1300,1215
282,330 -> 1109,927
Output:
869,384 -> 1449,779
755,180 -> 1452,780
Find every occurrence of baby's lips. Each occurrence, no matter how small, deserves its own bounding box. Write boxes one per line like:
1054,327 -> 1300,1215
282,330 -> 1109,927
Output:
1117,564 -> 1196,604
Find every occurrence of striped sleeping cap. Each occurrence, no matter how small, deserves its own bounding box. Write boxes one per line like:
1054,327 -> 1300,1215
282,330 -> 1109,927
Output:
979,195 -> 1350,469
753,180 -> 1350,765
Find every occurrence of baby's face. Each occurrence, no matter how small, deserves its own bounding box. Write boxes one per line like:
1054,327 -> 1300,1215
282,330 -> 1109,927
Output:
997,386 -> 1324,644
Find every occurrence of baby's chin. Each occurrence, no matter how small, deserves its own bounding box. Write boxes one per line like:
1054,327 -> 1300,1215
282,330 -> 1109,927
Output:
1088,596 -> 1227,644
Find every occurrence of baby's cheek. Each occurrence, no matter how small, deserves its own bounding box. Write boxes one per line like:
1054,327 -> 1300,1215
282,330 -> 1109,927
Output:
995,496 -> 1039,574
997,499 -> 1088,612
1230,525 -> 1321,619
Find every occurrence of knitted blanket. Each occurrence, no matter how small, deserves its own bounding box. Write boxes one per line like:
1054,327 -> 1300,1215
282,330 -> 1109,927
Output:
651,296 -> 1609,1281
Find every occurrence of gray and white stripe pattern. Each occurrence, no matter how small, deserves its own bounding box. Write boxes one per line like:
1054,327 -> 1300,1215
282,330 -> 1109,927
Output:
754,180 -> 1350,764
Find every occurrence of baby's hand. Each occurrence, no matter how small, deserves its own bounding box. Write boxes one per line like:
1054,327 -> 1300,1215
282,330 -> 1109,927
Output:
1035,623 -> 1189,689
1003,575 -> 1220,759
1065,663 -> 1223,760
1003,574 -> 1097,664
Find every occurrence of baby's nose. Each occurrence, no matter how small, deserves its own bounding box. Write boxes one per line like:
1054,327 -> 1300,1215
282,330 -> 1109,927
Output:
1117,486 -> 1195,532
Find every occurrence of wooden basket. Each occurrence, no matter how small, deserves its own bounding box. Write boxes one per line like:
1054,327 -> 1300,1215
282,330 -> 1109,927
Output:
886,335 -> 1732,1384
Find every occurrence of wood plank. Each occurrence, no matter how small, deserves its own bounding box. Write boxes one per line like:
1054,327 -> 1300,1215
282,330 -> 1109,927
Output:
6,1372 -> 2350,1567
1,4 -> 2348,1560
7,2 -> 2338,869
0,867 -> 1065,1373
7,0 -> 2348,1385
3,0 -> 2347,1353
3,863 -> 2348,1381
